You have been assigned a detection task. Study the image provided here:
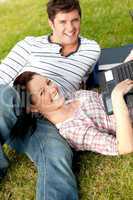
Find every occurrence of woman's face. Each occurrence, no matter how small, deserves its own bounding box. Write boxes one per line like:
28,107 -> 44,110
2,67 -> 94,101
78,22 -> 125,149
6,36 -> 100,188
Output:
27,74 -> 60,108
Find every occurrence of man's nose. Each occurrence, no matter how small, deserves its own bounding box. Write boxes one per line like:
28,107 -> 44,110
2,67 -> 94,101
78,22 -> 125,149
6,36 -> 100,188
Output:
66,22 -> 74,32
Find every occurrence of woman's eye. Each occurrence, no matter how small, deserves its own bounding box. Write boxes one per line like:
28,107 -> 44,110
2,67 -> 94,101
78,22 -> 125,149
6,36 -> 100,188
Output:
40,88 -> 45,96
47,80 -> 51,85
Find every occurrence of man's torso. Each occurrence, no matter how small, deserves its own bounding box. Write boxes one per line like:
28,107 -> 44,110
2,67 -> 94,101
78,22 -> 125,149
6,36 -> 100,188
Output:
0,35 -> 100,98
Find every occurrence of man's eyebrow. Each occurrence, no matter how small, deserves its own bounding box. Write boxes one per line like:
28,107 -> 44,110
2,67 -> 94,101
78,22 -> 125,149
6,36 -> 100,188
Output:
72,17 -> 80,21
59,19 -> 66,23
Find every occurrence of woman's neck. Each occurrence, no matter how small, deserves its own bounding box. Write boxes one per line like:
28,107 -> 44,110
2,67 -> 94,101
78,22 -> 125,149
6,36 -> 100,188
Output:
44,100 -> 80,124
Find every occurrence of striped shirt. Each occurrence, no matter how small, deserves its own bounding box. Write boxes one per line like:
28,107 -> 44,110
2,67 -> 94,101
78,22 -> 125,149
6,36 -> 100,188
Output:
56,90 -> 120,156
0,35 -> 100,98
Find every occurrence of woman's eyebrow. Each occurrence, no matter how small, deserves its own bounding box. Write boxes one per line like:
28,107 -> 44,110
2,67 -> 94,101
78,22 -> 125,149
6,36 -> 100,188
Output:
29,86 -> 44,95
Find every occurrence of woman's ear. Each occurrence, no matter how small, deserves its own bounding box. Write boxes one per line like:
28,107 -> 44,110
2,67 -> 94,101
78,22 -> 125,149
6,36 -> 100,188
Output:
30,105 -> 39,113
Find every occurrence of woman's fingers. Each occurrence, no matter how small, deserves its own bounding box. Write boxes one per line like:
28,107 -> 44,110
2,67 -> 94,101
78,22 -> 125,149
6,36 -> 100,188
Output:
124,49 -> 133,62
112,79 -> 133,96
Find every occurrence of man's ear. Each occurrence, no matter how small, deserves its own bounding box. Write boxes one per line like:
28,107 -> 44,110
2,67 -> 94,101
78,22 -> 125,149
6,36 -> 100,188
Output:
48,19 -> 54,30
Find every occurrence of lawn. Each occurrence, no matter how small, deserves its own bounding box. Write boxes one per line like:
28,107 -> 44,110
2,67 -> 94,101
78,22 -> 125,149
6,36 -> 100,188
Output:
0,0 -> 133,199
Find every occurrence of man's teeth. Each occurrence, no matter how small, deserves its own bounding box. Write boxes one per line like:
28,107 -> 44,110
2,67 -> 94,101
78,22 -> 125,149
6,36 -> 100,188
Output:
65,33 -> 74,37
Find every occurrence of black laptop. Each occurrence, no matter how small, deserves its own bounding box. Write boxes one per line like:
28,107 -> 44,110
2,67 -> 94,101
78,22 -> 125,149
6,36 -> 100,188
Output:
99,60 -> 133,115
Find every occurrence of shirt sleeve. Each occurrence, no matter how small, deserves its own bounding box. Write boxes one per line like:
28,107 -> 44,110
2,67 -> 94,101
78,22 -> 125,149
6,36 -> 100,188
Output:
0,37 -> 33,85
84,127 -> 119,156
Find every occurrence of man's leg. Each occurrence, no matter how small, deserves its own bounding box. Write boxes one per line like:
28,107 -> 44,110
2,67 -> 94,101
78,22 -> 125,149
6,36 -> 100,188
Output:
0,143 -> 9,179
0,85 -> 78,199
23,119 -> 78,200
0,85 -> 18,178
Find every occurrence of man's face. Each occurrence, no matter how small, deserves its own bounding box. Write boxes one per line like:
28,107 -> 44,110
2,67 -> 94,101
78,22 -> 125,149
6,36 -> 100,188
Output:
49,9 -> 81,46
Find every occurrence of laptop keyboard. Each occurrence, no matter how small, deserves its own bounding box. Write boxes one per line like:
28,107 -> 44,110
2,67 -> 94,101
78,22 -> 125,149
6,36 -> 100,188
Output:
113,60 -> 133,82
101,61 -> 133,114
113,61 -> 133,107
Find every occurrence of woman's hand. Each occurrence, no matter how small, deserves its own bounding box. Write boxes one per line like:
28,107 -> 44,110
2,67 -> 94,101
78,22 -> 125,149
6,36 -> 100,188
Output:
111,79 -> 133,98
124,49 -> 133,62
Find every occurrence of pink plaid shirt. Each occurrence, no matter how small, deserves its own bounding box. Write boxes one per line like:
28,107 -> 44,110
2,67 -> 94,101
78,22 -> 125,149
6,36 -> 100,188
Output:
56,90 -> 119,156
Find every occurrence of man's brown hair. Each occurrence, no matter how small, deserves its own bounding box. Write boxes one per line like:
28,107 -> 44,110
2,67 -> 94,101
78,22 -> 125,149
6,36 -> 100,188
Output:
47,0 -> 81,21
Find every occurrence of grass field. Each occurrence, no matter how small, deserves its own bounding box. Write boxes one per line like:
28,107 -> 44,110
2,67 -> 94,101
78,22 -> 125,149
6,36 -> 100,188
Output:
0,0 -> 133,199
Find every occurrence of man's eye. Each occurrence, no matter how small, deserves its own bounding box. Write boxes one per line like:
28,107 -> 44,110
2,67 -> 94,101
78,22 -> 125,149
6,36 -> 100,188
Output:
60,21 -> 65,24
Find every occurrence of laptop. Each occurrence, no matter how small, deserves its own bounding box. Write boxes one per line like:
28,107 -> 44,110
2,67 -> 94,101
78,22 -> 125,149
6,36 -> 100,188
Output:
99,60 -> 133,115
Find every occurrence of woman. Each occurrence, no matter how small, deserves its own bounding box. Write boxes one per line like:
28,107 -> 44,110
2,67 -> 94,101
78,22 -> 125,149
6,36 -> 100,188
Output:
12,71 -> 133,156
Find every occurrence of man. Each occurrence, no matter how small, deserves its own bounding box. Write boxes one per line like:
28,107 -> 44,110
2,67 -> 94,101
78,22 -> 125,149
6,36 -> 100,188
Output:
0,0 -> 100,199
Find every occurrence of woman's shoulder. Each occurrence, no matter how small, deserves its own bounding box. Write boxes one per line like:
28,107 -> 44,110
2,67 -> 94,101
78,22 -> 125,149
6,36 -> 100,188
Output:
74,90 -> 99,99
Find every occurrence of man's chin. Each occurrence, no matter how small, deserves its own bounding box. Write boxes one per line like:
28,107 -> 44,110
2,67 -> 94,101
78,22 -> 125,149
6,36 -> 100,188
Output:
62,36 -> 78,44
62,39 -> 78,46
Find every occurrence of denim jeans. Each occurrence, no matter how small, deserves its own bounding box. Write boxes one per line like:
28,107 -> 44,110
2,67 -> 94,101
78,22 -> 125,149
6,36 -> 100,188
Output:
0,84 -> 78,200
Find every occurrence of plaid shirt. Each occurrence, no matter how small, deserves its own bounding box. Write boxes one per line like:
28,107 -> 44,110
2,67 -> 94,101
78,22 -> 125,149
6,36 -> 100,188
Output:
56,90 -> 119,156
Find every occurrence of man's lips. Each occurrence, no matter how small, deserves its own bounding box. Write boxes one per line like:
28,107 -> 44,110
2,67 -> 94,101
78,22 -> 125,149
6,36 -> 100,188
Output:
64,32 -> 75,37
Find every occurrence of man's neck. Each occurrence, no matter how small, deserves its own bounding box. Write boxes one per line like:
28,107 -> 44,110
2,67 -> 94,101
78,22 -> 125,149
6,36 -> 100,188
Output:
49,35 -> 79,56
61,43 -> 79,56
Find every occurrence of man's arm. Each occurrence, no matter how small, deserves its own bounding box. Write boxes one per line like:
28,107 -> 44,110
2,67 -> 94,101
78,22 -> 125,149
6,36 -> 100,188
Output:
0,37 -> 33,85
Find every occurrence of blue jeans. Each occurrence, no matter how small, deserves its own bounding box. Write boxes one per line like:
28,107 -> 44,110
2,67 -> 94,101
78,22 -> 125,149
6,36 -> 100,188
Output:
0,85 -> 78,200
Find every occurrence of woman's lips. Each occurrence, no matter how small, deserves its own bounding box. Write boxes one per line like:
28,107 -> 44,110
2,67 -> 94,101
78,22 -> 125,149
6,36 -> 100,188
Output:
52,92 -> 60,101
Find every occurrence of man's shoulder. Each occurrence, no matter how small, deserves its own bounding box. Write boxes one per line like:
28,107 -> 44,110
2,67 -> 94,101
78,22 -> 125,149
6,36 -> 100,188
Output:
80,36 -> 101,50
19,35 -> 49,45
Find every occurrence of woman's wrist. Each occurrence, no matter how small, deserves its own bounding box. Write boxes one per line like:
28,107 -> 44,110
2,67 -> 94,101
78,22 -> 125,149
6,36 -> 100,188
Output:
111,90 -> 123,102
111,92 -> 129,115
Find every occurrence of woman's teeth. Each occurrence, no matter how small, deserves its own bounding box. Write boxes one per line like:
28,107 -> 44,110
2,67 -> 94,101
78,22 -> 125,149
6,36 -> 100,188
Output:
52,92 -> 59,101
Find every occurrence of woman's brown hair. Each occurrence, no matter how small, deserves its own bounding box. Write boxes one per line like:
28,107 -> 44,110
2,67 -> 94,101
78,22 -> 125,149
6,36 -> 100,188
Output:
11,72 -> 38,141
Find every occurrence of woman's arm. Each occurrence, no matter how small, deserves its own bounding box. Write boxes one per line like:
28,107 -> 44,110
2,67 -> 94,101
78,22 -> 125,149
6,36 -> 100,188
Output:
111,79 -> 133,154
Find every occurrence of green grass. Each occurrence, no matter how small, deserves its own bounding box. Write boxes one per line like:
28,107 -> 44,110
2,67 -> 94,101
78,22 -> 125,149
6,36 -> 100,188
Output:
0,0 -> 133,199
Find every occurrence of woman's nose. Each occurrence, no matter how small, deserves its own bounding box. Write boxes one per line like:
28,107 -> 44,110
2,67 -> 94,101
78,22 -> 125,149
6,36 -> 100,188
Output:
47,84 -> 57,94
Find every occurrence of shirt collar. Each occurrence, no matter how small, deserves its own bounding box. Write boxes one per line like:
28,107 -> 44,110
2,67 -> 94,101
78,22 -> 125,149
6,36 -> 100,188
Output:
47,34 -> 81,57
